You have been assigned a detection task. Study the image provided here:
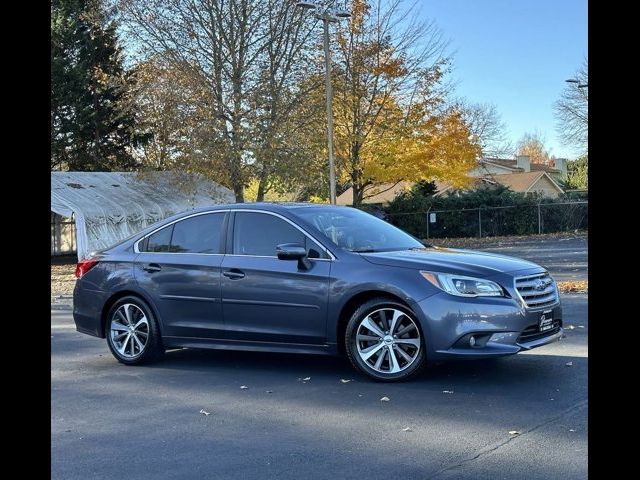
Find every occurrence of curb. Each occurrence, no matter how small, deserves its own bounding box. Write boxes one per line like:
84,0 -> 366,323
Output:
51,303 -> 73,311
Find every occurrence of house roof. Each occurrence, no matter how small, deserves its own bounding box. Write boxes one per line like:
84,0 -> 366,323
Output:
482,158 -> 522,171
335,164 -> 565,206
530,163 -> 560,173
481,157 -> 560,174
336,180 -> 452,205
490,171 -> 564,194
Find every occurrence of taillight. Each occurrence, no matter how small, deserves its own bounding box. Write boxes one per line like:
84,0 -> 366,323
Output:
75,258 -> 99,278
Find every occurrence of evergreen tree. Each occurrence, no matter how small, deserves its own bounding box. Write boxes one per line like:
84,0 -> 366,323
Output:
51,0 -> 142,171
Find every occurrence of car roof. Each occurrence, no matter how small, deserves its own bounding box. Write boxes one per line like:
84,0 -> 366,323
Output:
188,202 -> 347,214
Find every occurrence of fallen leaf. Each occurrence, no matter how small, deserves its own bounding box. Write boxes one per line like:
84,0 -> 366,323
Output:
565,362 -> 573,367
358,394 -> 363,398
508,430 -> 520,435
380,396 -> 390,402
402,427 -> 413,432
266,390 -> 273,394
302,377 -> 311,381
340,379 -> 352,384
557,280 -> 588,293
199,409 -> 210,416
240,385 -> 249,389
442,390 -> 454,394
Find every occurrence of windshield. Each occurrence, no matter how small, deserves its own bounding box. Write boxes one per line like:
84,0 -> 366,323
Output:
292,207 -> 424,253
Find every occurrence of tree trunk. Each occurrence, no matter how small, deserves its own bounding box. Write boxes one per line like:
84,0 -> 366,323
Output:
350,142 -> 363,206
234,187 -> 245,203
230,149 -> 245,202
256,165 -> 269,202
352,182 -> 364,207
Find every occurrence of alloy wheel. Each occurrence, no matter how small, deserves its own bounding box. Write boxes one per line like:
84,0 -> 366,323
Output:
355,308 -> 421,374
109,303 -> 149,359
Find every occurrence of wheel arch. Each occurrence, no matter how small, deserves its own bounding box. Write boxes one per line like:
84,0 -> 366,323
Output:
335,290 -> 413,356
100,288 -> 164,338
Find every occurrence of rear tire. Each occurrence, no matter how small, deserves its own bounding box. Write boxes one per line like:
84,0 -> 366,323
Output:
105,296 -> 164,365
345,297 -> 426,382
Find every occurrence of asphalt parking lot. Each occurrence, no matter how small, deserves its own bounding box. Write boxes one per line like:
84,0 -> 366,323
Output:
51,237 -> 587,479
470,236 -> 587,282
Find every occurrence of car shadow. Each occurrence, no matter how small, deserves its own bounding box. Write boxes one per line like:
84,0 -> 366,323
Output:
146,346 -> 585,388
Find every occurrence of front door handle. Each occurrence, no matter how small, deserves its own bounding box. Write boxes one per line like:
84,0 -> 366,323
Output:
222,269 -> 245,280
142,263 -> 162,273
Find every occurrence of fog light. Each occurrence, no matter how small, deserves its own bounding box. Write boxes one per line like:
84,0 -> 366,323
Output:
469,336 -> 476,347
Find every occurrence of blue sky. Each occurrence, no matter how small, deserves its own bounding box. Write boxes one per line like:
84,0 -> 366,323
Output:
420,0 -> 587,159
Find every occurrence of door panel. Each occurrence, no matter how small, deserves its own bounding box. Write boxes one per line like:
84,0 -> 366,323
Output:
221,211 -> 332,344
135,253 -> 224,338
134,212 -> 227,338
221,256 -> 331,344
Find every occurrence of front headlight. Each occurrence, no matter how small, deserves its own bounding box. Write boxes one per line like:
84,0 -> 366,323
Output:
420,271 -> 504,297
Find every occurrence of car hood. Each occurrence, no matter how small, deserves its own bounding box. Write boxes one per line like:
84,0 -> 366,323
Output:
359,247 -> 543,277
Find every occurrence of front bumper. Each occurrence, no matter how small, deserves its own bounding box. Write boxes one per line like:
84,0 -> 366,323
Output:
411,291 -> 562,361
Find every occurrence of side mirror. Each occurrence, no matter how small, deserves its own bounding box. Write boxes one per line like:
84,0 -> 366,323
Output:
276,243 -> 311,270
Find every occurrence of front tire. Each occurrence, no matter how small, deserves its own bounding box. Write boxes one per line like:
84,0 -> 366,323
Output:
345,298 -> 426,382
105,296 -> 164,365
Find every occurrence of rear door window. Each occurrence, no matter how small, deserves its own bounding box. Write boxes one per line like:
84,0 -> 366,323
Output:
140,212 -> 225,254
170,213 -> 225,254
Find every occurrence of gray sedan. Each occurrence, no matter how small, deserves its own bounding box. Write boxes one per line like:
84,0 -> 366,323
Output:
73,203 -> 562,382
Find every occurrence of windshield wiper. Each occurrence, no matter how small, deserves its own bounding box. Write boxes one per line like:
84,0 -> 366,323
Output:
352,248 -> 377,253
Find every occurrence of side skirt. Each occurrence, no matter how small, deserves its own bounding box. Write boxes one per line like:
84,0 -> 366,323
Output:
163,336 -> 338,356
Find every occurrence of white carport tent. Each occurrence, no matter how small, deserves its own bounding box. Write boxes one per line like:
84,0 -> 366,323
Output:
51,171 -> 235,260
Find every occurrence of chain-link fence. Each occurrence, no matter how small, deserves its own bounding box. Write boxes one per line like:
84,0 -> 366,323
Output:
385,201 -> 588,239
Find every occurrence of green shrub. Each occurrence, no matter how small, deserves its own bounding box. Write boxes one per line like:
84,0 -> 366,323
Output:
383,182 -> 587,238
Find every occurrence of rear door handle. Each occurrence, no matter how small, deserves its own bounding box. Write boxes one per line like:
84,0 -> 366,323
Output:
223,269 -> 245,280
142,263 -> 162,273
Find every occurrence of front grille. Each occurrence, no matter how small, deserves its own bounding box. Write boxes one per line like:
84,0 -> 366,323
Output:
515,272 -> 559,309
517,320 -> 562,343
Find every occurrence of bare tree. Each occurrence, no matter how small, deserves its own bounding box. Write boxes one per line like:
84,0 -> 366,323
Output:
554,59 -> 588,154
457,101 -> 512,158
249,0 -> 321,201
119,0 -> 328,201
130,56 -> 206,171
118,0 -> 282,201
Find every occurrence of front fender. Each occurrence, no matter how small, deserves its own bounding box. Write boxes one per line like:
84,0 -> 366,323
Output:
326,258 -> 440,344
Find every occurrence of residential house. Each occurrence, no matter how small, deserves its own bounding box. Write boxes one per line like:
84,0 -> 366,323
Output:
336,155 -> 566,206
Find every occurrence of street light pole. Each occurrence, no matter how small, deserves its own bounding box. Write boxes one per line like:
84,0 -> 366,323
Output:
322,17 -> 337,205
297,2 -> 350,205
